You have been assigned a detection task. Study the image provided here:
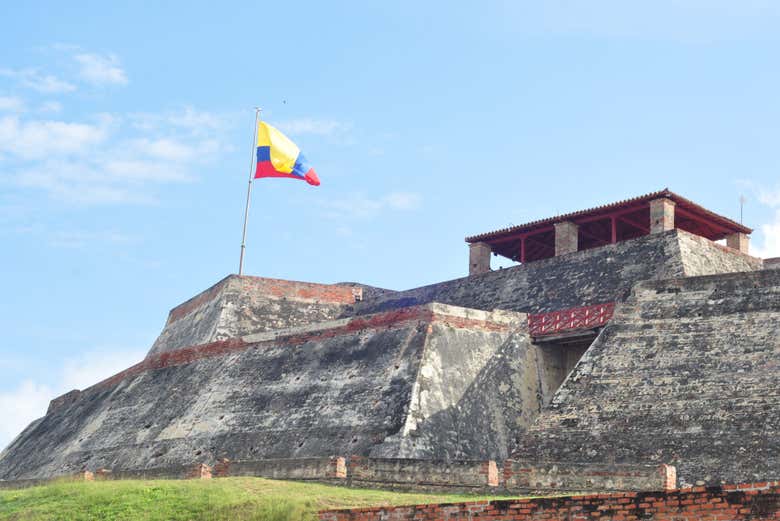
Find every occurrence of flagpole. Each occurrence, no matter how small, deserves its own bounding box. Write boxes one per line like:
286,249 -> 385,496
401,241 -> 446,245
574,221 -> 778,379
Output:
238,107 -> 261,276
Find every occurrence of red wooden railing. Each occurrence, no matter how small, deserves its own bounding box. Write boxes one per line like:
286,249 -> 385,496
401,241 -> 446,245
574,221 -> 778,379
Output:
528,302 -> 615,337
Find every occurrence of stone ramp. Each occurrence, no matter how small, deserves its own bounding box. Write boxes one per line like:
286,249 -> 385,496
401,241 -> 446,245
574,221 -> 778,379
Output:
0,304 -> 526,481
513,268 -> 780,486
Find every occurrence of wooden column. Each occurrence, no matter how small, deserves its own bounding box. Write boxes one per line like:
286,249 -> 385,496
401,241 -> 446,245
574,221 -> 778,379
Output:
611,216 -> 617,243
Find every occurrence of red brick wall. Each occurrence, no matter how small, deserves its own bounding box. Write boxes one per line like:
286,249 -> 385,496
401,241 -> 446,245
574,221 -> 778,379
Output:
320,482 -> 780,521
235,276 -> 360,304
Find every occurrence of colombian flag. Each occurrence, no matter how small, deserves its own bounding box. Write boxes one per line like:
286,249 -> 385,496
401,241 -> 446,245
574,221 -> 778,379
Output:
255,121 -> 320,186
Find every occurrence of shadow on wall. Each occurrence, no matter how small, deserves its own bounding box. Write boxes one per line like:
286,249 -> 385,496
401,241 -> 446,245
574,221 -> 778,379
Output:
369,326 -> 595,461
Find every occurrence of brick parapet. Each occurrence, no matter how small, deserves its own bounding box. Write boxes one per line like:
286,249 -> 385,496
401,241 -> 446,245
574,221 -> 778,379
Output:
166,275 -> 360,326
47,389 -> 82,414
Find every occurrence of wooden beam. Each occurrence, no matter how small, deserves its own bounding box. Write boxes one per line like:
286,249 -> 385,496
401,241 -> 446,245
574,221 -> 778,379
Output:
611,216 -> 617,243
483,226 -> 555,245
578,227 -> 610,245
572,206 -> 649,226
618,214 -> 650,233
520,236 -> 526,263
674,206 -> 731,235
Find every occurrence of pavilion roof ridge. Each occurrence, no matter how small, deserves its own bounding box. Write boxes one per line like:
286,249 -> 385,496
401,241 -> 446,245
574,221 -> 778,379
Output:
465,188 -> 751,243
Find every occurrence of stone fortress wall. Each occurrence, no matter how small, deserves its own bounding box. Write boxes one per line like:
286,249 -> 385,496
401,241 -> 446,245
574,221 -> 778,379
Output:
352,230 -> 760,316
514,268 -> 780,487
0,222 -> 776,494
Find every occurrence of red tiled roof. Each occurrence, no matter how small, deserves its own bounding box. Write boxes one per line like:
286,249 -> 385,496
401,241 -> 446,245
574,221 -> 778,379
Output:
465,189 -> 751,243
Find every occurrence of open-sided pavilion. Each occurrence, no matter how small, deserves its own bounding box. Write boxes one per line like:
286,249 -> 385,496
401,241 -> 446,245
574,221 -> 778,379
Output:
466,189 -> 752,274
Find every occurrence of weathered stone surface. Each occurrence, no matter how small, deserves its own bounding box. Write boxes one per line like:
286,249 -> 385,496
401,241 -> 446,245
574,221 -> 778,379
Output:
370,325 -> 543,461
676,231 -> 762,276
0,227 -> 772,486
149,275 -> 359,355
354,230 -> 760,316
0,304 -> 525,480
765,257 -> 780,270
513,269 -> 780,486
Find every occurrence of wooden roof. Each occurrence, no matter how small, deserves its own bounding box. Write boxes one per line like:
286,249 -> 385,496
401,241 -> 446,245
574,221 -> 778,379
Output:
466,189 -> 751,244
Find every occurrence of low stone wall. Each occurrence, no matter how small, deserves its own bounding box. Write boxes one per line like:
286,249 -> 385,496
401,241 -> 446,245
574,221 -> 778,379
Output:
319,482 -> 780,521
211,458 -> 673,494
97,463 -> 212,481
347,457 -> 497,493
0,458 -> 675,495
213,457 -> 346,482
503,461 -> 676,494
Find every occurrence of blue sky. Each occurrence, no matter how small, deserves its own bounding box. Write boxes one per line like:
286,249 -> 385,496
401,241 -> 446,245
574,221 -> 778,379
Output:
1,1 -> 780,448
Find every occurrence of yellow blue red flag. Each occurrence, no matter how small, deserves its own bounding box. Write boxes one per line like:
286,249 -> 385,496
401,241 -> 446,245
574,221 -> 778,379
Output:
255,121 -> 320,186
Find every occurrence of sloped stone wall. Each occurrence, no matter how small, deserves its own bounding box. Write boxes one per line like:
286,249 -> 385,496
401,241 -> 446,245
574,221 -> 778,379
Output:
0,304 -> 525,480
514,269 -> 780,486
676,231 -> 762,276
354,230 -> 759,317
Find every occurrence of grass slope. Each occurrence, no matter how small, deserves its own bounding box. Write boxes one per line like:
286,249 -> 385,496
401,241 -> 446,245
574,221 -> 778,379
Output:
0,478 -> 499,521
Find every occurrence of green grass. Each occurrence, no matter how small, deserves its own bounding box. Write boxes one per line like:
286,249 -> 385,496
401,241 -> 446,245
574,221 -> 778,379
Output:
0,478 -> 501,521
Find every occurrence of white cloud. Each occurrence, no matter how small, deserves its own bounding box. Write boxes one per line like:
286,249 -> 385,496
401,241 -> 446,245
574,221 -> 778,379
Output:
276,118 -> 355,144
384,192 -> 422,210
60,348 -> 145,390
320,191 -> 422,219
757,188 -> 780,207
3,106 -> 227,205
74,52 -> 128,86
129,138 -> 196,161
0,380 -> 54,451
749,186 -> 780,259
129,107 -> 230,140
0,68 -> 76,93
38,101 -> 62,114
0,347 -> 146,451
48,229 -> 136,249
277,118 -> 351,137
0,57 -> 230,205
0,96 -> 24,112
0,115 -> 110,159
751,211 -> 780,258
